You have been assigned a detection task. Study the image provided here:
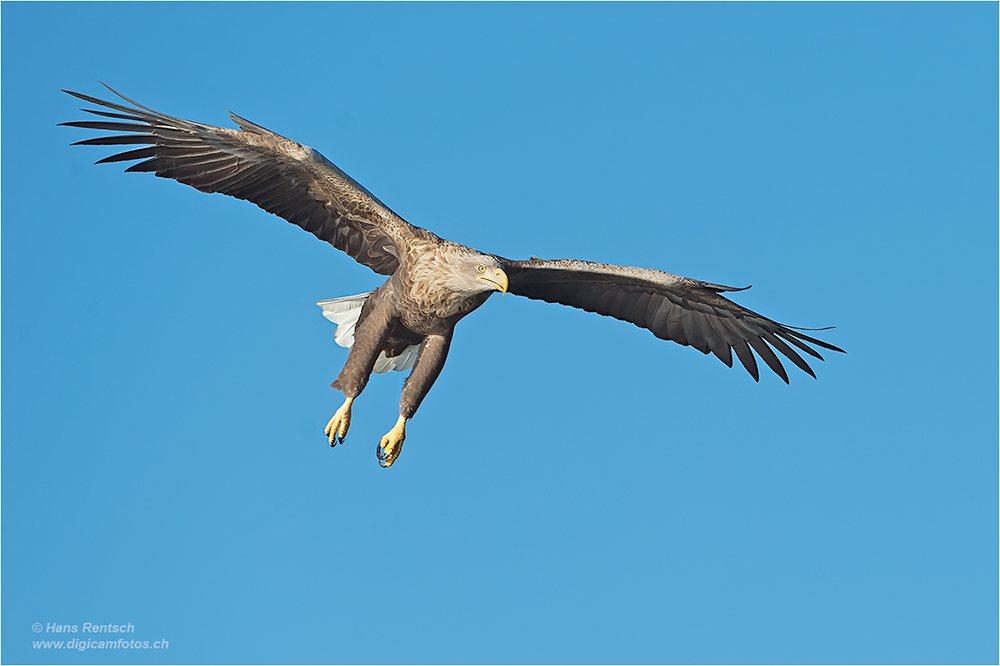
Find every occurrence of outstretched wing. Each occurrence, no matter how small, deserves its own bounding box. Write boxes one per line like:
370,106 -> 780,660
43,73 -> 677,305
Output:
502,258 -> 844,382
61,85 -> 415,275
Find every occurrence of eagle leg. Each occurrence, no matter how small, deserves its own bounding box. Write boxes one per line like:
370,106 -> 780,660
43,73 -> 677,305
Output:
377,416 -> 407,467
325,396 -> 354,447
375,332 -> 448,468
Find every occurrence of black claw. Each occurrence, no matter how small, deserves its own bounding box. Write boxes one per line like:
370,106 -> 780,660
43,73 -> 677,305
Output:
377,442 -> 392,468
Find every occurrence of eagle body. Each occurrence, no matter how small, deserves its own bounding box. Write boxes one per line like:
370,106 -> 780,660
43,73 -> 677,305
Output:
63,85 -> 844,468
330,239 -> 502,418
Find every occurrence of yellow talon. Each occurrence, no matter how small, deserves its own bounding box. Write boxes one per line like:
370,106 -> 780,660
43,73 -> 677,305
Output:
377,416 -> 407,467
325,397 -> 353,447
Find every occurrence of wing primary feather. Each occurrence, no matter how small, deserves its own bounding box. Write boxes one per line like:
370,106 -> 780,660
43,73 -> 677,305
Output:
123,159 -> 160,173
72,135 -> 153,146
719,319 -> 760,381
745,334 -> 789,383
79,108 -> 146,122
759,329 -> 816,378
785,328 -> 846,354
773,329 -> 826,360
711,343 -> 734,367
59,120 -> 150,132
95,146 -> 158,164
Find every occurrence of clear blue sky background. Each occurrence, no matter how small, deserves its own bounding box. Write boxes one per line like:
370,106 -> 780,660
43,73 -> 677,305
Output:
2,3 -> 997,664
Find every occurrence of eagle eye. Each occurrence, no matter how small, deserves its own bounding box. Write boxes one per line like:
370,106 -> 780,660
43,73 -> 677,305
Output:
477,265 -> 486,273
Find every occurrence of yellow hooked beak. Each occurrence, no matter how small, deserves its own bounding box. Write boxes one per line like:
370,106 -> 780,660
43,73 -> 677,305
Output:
478,266 -> 509,294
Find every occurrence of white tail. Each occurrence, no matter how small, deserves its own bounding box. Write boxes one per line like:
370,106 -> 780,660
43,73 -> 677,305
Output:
316,293 -> 420,374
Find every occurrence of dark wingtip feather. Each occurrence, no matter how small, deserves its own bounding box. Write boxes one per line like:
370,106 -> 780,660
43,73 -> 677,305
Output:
71,135 -> 153,147
95,146 -> 158,164
787,328 -> 846,355
123,159 -> 159,173
62,89 -> 89,102
59,120 -> 149,132
757,329 -> 817,379
63,88 -> 124,110
746,335 -> 789,383
80,108 -> 145,122
711,344 -> 734,368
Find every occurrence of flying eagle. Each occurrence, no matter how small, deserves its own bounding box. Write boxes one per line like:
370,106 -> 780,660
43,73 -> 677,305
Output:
63,86 -> 844,468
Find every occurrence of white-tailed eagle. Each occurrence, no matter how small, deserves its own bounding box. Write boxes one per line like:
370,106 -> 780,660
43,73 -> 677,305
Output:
63,85 -> 844,467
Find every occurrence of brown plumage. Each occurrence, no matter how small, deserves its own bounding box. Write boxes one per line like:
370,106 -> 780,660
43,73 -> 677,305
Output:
63,85 -> 844,467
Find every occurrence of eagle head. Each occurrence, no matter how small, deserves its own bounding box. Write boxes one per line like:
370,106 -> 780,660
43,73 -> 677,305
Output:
408,246 -> 509,305
473,258 -> 509,294
437,251 -> 508,295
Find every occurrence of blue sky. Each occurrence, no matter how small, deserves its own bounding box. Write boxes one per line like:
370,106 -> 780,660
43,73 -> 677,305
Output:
2,3 -> 997,664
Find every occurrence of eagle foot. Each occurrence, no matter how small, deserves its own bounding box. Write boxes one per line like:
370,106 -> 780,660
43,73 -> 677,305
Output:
325,397 -> 354,447
377,416 -> 407,468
